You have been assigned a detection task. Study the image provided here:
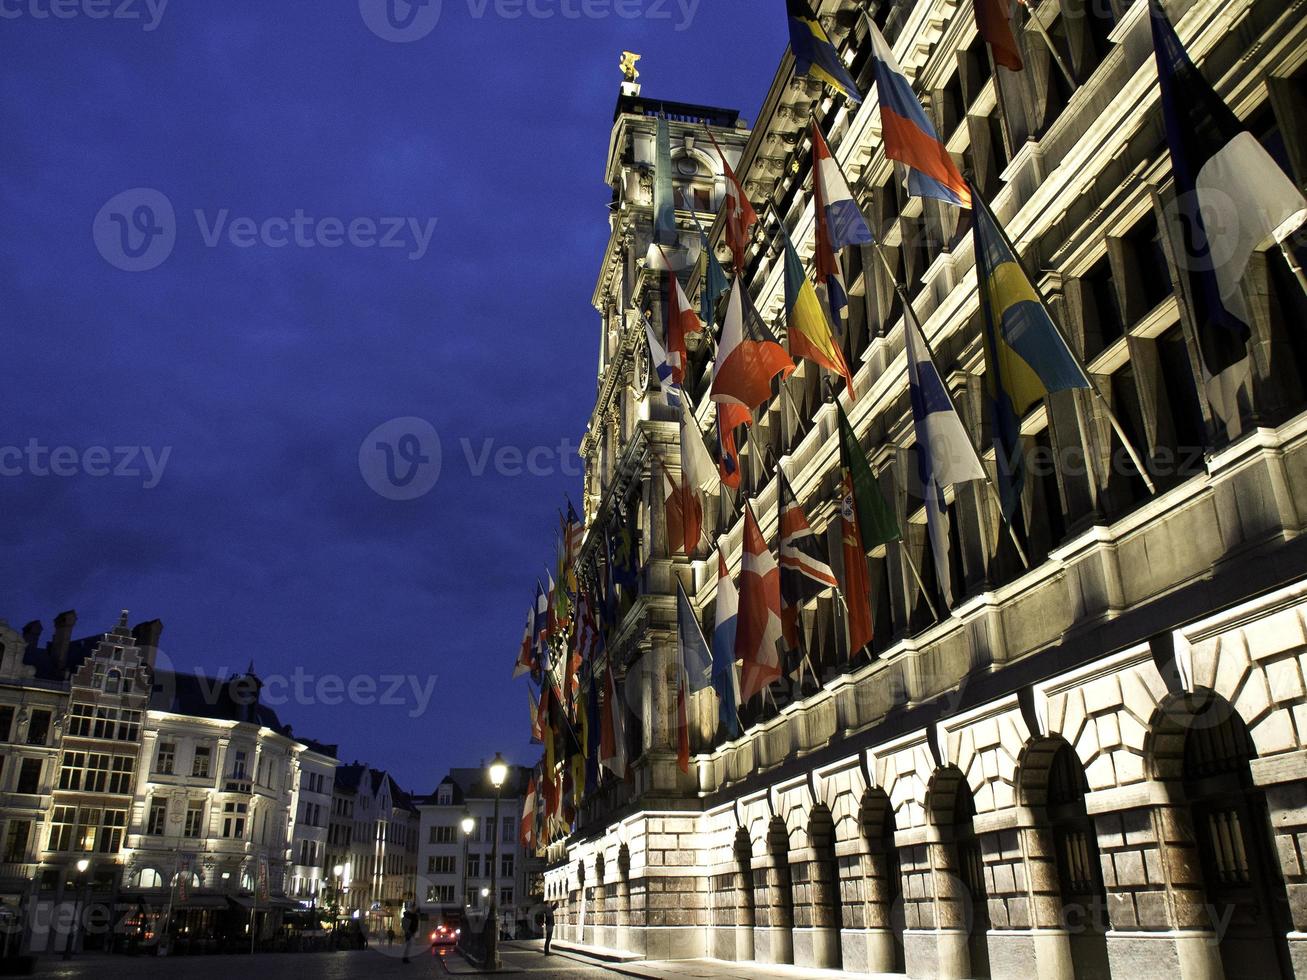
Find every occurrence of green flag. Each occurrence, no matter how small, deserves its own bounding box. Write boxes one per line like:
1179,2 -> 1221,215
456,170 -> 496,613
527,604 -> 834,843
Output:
837,403 -> 899,550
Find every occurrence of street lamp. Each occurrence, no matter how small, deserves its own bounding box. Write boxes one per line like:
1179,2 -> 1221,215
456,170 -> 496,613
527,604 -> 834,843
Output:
62,858 -> 90,960
459,809 -> 475,910
486,754 -> 508,970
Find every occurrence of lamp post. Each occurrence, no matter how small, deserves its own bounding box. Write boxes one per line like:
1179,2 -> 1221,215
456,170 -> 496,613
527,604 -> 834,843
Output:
62,858 -> 90,960
486,754 -> 508,970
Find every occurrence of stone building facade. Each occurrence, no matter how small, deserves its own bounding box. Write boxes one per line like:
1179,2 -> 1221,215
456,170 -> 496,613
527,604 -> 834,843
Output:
415,765 -> 537,935
0,610 -> 339,952
542,2 -> 1307,979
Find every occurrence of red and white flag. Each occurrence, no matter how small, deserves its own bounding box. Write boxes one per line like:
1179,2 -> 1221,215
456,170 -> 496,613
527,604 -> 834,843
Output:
710,134 -> 757,272
512,606 -> 534,678
667,272 -> 704,386
600,667 -> 629,779
736,503 -> 784,701
711,279 -> 795,412
661,461 -> 702,556
520,777 -> 537,849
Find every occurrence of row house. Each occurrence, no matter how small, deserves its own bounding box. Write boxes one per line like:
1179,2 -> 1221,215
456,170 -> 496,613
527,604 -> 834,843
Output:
0,610 -> 338,953
415,765 -> 538,937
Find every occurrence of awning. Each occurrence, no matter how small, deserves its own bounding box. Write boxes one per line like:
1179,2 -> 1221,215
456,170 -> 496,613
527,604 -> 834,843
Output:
182,896 -> 230,910
228,895 -> 294,911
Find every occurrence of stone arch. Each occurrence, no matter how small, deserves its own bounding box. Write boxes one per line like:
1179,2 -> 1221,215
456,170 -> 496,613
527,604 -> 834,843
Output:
796,804 -> 842,969
1015,735 -> 1111,980
856,786 -> 905,974
751,815 -> 795,965
925,765 -> 990,979
1144,689 -> 1294,978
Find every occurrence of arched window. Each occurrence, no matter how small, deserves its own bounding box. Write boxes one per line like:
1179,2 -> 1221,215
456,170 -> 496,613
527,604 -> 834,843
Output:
104,671 -> 122,694
137,868 -> 164,889
1178,695 -> 1293,979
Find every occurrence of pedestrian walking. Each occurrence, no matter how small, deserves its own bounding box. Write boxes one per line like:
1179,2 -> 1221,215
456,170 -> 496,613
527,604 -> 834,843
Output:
387,927 -> 395,946
401,908 -> 418,963
543,903 -> 555,955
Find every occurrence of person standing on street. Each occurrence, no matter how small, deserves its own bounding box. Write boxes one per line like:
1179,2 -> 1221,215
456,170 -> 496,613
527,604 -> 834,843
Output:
543,903 -> 555,955
401,908 -> 418,963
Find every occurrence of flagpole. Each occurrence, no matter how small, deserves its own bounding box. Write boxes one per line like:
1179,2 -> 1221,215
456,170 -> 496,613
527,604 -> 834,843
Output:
1279,240 -> 1307,296
969,181 -> 1159,496
863,235 -> 1031,568
895,541 -> 941,622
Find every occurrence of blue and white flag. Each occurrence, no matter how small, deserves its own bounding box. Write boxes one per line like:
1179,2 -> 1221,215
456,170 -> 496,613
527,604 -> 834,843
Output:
1150,0 -> 1306,433
904,315 -> 985,607
677,580 -> 714,694
712,552 -> 741,738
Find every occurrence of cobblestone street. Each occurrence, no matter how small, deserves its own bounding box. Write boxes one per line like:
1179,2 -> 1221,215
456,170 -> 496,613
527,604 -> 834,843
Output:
24,945 -> 622,980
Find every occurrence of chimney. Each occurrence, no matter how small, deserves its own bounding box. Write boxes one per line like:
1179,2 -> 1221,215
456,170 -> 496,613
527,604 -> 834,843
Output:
132,619 -> 164,669
51,610 -> 77,677
22,621 -> 43,652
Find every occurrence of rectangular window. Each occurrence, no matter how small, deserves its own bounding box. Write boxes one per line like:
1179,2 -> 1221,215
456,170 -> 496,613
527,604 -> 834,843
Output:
231,750 -> 248,779
2,819 -> 30,863
501,854 -> 514,879
467,854 -> 480,878
16,758 -> 41,795
108,756 -> 135,795
222,801 -> 247,839
147,798 -> 167,836
499,888 -> 513,907
84,753 -> 111,793
0,706 -> 14,742
501,817 -> 514,843
192,745 -> 211,778
48,806 -> 76,851
67,703 -> 93,738
98,809 -> 127,853
155,742 -> 176,775
59,751 -> 87,791
184,800 -> 205,838
26,710 -> 51,746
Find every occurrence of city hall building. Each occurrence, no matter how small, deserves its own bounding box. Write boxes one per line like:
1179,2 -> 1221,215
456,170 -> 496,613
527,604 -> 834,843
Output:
541,1 -> 1307,979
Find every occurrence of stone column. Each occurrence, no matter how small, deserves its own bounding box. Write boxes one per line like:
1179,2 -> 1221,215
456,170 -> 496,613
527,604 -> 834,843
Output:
735,841 -> 756,962
1017,819 -> 1076,980
752,848 -> 794,965
922,835 -> 971,980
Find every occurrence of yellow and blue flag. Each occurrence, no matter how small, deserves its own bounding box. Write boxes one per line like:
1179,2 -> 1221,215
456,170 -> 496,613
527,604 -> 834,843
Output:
787,0 -> 861,103
972,188 -> 1090,519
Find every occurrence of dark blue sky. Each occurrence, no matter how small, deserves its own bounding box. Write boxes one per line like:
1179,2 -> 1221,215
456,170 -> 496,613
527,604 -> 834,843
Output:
0,0 -> 782,792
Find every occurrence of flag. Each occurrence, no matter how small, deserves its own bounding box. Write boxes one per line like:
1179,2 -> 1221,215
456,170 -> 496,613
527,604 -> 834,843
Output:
712,552 -> 741,738
711,279 -> 795,411
1150,0 -> 1306,432
835,403 -> 899,653
513,606 -> 534,679
835,403 -> 900,550
520,777 -> 537,849
599,667 -> 628,779
868,21 -> 971,208
563,502 -> 584,567
529,688 -> 543,744
692,210 -> 729,326
786,0 -> 862,102
680,397 -> 719,496
532,580 -> 549,666
676,581 -> 713,774
610,509 -> 640,591
661,459 -> 702,556
781,220 -> 857,398
667,272 -> 704,386
717,402 -> 749,489
811,123 -> 874,251
585,666 -> 601,793
736,503 -> 784,701
709,129 -> 757,272
974,0 -> 1023,72
905,314 -> 985,606
777,466 -> 838,651
972,189 -> 1091,519
644,312 -> 682,408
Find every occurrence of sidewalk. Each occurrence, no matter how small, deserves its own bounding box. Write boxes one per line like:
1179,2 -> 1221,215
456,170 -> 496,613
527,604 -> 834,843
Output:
512,940 -> 898,980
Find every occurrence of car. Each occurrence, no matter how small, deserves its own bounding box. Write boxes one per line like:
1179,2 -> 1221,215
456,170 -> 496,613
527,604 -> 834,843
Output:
429,924 -> 459,948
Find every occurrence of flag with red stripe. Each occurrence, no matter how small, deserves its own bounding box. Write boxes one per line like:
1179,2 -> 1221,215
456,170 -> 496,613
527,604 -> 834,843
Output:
736,502 -> 784,701
777,467 -> 838,650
